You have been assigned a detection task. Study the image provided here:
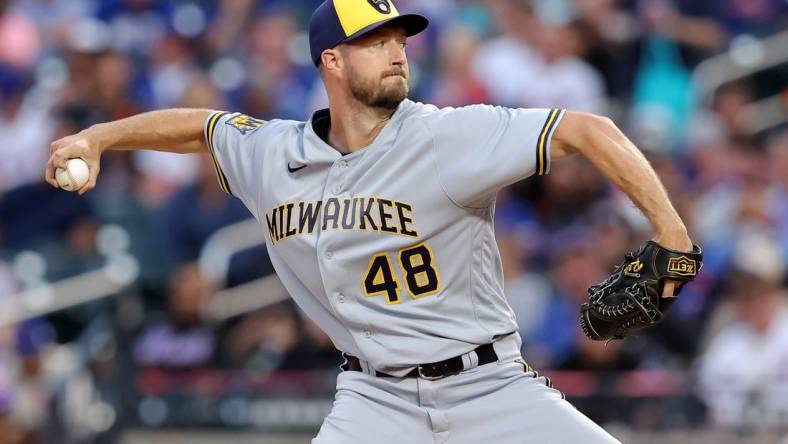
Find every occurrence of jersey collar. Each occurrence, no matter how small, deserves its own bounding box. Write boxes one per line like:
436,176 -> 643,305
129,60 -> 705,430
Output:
300,99 -> 412,165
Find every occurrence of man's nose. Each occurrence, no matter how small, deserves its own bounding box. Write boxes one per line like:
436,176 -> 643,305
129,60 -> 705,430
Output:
389,42 -> 406,66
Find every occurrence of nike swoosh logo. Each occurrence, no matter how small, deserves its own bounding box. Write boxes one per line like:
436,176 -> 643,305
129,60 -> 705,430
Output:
288,163 -> 307,173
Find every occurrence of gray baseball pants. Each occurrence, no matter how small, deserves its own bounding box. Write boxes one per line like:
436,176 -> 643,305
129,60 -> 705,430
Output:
313,333 -> 621,444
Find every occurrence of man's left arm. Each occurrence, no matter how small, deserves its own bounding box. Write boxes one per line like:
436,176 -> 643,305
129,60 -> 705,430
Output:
550,112 -> 692,295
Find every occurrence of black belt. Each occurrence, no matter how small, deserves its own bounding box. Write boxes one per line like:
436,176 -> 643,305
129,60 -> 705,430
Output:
342,343 -> 498,380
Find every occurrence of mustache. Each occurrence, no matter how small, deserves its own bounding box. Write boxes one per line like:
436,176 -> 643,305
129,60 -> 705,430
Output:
382,69 -> 407,79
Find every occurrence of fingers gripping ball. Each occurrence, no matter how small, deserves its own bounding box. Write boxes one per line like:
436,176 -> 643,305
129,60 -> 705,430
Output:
579,241 -> 703,341
55,158 -> 90,191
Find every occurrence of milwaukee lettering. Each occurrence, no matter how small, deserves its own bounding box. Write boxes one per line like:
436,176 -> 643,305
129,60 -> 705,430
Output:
265,197 -> 419,243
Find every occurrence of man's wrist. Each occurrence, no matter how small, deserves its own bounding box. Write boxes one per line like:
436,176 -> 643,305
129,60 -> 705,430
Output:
83,124 -> 112,153
653,226 -> 692,252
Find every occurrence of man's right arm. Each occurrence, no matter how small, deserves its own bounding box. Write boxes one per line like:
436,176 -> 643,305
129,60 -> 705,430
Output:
46,109 -> 216,194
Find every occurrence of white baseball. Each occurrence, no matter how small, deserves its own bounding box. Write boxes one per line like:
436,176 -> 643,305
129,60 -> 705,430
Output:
55,158 -> 90,191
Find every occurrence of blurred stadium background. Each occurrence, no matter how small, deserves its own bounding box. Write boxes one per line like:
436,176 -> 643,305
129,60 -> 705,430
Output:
0,0 -> 786,443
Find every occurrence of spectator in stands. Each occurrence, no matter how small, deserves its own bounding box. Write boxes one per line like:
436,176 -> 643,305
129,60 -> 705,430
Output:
281,315 -> 342,370
133,74 -> 223,206
692,142 -> 776,319
474,0 -> 606,111
206,0 -> 258,55
0,66 -> 54,194
570,0 -> 640,99
532,155 -> 608,228
429,26 -> 490,107
95,0 -> 167,55
243,10 -> 316,120
158,111 -> 272,285
147,34 -> 201,110
0,324 -> 21,444
0,102 -> 102,285
472,0 -> 541,107
496,194 -> 553,348
697,241 -> 788,430
709,81 -> 757,143
0,159 -> 95,258
91,51 -> 140,122
12,320 -> 54,444
520,19 -> 606,112
222,302 -> 300,371
133,263 -> 216,368
640,0 -> 728,66
15,0 -> 92,50
522,226 -> 606,369
0,1 -> 40,71
0,320 -> 55,444
767,131 -> 788,261
557,330 -> 641,371
664,0 -> 786,41
160,153 -> 252,264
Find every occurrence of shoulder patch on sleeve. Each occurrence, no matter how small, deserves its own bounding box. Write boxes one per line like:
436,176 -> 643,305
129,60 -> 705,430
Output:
226,114 -> 266,135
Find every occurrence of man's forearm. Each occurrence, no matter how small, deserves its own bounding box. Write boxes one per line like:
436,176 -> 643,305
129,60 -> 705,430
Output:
89,108 -> 215,153
586,119 -> 685,234
553,113 -> 691,251
47,108 -> 218,193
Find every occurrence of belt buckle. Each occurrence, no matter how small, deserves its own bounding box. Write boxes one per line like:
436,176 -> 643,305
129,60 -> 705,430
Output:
417,365 -> 444,380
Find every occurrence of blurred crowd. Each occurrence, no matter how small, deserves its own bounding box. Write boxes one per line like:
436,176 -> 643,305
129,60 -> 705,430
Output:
0,0 -> 786,442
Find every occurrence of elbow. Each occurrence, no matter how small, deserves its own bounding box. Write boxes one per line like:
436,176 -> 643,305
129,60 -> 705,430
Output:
577,112 -> 616,138
560,112 -> 620,153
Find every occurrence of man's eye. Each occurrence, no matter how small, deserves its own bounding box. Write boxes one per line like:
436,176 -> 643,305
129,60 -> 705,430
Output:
376,41 -> 386,47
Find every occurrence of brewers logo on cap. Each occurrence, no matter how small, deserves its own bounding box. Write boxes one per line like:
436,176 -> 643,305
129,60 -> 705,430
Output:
367,0 -> 392,15
309,0 -> 429,66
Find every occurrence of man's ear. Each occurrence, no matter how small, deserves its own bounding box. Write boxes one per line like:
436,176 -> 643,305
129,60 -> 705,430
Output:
321,48 -> 342,74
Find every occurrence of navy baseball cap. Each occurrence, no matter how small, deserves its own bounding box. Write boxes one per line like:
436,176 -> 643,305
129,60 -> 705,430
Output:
309,0 -> 429,66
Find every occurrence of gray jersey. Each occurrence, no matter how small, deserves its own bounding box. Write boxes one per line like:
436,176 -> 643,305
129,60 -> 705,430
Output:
204,100 -> 565,377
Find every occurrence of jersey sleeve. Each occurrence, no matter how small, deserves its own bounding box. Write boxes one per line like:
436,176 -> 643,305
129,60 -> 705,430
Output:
204,111 -> 267,218
426,105 -> 565,208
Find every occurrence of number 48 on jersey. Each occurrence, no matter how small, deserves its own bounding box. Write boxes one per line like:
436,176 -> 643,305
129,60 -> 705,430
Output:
363,243 -> 441,304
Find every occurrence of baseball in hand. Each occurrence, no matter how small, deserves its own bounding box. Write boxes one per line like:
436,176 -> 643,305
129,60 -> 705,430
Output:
55,158 -> 90,191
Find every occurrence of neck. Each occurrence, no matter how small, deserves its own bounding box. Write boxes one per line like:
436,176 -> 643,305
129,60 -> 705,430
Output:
325,93 -> 398,154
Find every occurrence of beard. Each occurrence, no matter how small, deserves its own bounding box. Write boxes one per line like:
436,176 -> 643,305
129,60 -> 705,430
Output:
347,65 -> 409,110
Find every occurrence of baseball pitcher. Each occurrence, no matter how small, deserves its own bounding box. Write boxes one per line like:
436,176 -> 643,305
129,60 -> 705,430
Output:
45,1 -> 702,442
